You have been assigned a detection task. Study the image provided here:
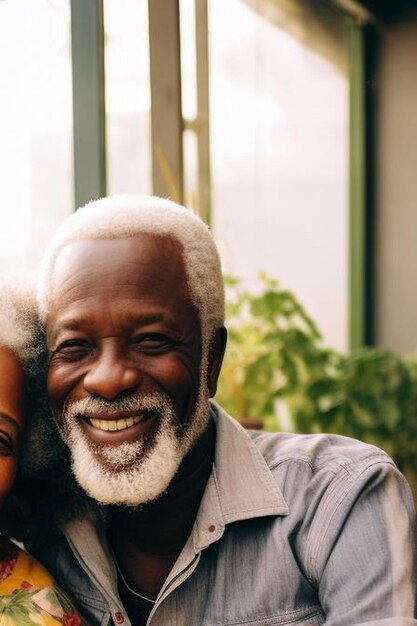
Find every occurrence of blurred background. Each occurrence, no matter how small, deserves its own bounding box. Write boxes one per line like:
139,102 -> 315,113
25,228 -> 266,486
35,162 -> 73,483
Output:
1,0 -> 417,488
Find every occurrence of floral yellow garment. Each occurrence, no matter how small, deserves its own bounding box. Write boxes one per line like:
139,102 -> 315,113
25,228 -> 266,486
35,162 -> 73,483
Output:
0,536 -> 85,626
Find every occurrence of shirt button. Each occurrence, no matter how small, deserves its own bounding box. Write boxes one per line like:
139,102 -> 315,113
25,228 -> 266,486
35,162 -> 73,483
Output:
208,524 -> 216,532
114,612 -> 124,624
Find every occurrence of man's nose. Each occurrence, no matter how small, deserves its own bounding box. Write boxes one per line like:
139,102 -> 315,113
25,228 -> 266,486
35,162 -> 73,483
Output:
83,346 -> 140,400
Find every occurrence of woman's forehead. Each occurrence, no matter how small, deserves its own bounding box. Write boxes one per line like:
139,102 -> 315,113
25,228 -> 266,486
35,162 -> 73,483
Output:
0,347 -> 25,430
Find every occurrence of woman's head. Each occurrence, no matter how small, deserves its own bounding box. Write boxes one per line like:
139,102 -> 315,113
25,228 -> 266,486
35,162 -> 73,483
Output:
0,278 -> 44,506
0,347 -> 24,504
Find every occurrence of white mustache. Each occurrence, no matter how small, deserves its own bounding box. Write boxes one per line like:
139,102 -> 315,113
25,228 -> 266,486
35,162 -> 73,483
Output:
62,393 -> 174,422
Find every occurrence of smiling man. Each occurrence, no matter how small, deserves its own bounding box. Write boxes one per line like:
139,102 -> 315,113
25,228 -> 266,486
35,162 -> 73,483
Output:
45,234 -> 218,508
22,195 -> 417,626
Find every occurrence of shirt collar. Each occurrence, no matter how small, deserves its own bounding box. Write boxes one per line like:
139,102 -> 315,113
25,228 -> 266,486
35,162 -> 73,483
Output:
65,404 -> 289,558
193,403 -> 289,552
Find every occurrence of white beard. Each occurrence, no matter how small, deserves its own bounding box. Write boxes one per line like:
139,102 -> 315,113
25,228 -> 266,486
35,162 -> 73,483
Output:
58,377 -> 210,507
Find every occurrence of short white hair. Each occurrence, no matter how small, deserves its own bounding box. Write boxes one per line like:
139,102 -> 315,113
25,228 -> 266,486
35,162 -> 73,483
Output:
37,195 -> 225,341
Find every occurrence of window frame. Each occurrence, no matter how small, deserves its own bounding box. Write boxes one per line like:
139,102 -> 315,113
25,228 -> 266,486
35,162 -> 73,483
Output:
70,0 -> 372,350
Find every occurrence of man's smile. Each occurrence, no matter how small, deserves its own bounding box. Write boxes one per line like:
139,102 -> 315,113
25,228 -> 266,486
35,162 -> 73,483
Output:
77,410 -> 159,443
89,415 -> 142,432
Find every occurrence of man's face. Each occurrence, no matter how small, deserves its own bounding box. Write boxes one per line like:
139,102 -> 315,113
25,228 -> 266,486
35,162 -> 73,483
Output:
46,234 -> 209,505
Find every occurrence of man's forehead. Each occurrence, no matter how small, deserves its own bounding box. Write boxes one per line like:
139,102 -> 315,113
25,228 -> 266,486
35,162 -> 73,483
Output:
48,234 -> 193,318
54,233 -> 184,271
52,235 -> 186,287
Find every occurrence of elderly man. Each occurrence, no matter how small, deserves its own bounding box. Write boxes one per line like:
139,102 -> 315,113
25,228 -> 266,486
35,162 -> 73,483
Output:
20,195 -> 416,625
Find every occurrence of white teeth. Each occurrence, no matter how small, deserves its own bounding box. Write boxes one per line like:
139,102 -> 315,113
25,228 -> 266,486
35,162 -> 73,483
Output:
89,415 -> 142,432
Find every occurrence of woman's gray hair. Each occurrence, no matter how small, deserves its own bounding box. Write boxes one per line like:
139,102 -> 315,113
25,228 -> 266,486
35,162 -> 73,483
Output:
0,277 -> 77,542
0,278 -> 43,367
37,195 -> 225,344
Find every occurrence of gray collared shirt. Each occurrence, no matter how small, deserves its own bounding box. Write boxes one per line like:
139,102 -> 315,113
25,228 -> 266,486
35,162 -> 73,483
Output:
38,404 -> 417,625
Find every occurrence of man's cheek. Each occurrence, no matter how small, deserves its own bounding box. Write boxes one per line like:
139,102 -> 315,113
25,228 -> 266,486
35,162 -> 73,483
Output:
47,367 -> 62,403
48,395 -> 71,437
47,366 -> 77,407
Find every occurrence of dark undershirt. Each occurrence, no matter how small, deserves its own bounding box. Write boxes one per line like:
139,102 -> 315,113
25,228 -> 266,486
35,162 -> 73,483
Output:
110,420 -> 216,625
118,574 -> 154,626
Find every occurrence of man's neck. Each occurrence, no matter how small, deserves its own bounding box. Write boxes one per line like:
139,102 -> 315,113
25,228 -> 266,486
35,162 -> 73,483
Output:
108,418 -> 216,598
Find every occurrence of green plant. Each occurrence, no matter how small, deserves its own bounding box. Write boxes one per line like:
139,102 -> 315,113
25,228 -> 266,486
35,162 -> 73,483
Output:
217,274 -> 417,496
217,273 -> 335,430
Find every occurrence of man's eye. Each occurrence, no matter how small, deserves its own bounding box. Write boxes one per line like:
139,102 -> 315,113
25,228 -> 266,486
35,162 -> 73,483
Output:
132,334 -> 174,351
50,340 -> 91,361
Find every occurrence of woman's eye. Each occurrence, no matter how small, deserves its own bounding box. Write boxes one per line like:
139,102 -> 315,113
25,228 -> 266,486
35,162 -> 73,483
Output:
0,432 -> 15,456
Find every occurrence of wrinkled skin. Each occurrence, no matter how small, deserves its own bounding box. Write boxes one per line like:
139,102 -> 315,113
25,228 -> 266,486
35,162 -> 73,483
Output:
46,234 -> 225,453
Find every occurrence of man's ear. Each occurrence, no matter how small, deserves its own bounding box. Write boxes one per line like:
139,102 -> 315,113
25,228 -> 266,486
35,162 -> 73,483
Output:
207,326 -> 227,398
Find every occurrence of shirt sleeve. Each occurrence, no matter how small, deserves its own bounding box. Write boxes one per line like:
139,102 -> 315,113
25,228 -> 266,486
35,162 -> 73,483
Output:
30,583 -> 86,625
309,459 -> 417,625
0,583 -> 86,626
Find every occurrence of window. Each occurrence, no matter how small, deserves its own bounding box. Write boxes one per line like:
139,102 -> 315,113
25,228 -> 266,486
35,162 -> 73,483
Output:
104,0 -> 152,195
182,0 -> 351,349
0,0 -> 367,349
0,0 -> 73,272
